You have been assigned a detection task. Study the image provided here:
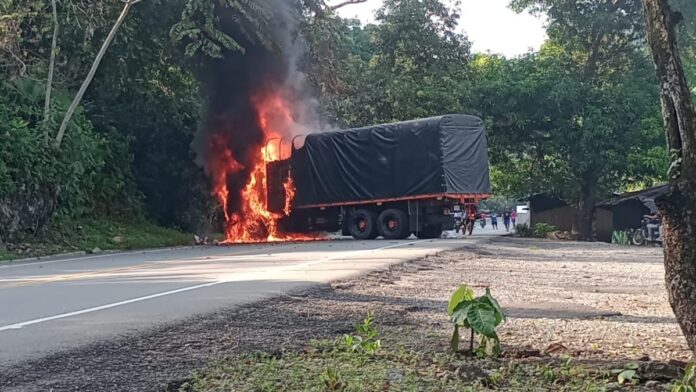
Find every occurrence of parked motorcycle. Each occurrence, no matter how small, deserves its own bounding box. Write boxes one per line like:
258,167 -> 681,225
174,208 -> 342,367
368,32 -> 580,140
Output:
632,218 -> 663,246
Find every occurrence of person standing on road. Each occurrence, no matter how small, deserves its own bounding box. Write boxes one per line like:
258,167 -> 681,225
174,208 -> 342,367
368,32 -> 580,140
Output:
490,212 -> 498,230
511,211 -> 517,227
479,211 -> 487,228
454,210 -> 464,233
465,208 -> 477,236
503,211 -> 511,231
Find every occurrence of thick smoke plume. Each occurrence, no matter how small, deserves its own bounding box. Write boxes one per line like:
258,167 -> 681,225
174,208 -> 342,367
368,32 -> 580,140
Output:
192,0 -> 318,234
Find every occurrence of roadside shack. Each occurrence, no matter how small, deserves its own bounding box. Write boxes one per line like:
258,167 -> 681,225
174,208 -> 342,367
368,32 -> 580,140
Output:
525,194 -> 580,232
524,194 -> 611,239
595,184 -> 668,244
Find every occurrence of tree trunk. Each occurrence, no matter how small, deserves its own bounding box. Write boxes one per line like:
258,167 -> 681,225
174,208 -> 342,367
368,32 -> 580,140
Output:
42,0 -> 59,145
54,0 -> 142,148
583,31 -> 605,81
577,172 -> 596,240
642,0 -> 696,354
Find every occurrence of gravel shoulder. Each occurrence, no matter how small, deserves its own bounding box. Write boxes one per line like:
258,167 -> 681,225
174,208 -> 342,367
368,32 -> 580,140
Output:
0,236 -> 689,391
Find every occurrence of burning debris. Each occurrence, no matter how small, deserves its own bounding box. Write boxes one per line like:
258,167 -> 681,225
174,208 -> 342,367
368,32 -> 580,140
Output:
192,1 -> 320,244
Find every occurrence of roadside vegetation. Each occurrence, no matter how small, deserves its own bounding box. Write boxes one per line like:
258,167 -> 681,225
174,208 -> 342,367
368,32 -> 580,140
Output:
0,215 -> 193,261
179,315 -> 612,392
178,314 -> 659,392
179,281 -> 693,391
516,223 -> 557,238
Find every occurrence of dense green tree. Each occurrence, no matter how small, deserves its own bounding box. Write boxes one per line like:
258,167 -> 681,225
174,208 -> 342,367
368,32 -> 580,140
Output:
0,0 -> 211,236
322,0 -> 472,127
504,0 -> 666,238
171,0 -> 276,58
673,0 -> 696,91
85,0 -> 211,230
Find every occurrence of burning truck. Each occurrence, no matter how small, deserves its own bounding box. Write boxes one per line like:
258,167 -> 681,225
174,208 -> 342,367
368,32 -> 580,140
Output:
191,3 -> 490,243
263,114 -> 492,241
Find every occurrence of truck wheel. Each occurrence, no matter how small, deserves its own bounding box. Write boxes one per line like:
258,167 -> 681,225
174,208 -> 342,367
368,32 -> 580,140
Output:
348,209 -> 378,240
377,209 -> 410,240
416,225 -> 443,239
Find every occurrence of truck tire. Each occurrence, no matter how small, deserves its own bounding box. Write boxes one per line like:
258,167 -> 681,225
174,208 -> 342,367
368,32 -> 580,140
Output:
377,209 -> 410,240
416,224 -> 443,239
348,209 -> 378,240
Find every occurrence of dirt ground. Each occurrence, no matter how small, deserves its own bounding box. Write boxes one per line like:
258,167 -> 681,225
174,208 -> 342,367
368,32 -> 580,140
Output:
0,236 -> 689,391
360,236 -> 690,362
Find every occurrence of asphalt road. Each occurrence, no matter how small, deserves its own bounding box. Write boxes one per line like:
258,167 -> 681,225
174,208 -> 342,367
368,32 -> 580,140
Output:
0,230 -> 500,369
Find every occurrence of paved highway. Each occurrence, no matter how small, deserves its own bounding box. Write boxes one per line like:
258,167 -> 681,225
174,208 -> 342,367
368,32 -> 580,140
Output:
0,233 -> 498,369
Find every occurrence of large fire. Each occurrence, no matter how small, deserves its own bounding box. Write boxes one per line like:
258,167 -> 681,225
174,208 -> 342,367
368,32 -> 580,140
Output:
210,90 -> 315,244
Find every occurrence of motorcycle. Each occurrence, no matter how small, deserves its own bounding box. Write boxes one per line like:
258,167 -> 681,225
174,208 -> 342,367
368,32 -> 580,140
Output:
454,215 -> 463,233
462,219 -> 475,236
632,218 -> 663,246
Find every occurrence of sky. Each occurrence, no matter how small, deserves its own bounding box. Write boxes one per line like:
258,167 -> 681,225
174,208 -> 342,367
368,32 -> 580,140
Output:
329,0 -> 548,57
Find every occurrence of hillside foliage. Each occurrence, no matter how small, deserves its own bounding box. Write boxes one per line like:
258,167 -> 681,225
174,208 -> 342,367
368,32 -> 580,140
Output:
2,0 -> 693,245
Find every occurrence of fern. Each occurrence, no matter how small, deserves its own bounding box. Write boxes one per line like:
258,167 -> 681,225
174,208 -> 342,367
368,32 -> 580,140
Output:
170,0 -> 278,58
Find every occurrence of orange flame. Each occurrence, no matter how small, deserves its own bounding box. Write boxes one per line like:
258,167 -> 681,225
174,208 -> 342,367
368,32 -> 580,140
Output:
283,175 -> 296,216
211,90 -> 320,244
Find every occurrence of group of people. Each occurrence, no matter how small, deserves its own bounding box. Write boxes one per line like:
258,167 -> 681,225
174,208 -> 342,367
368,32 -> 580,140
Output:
480,211 -> 517,231
455,207 -> 518,235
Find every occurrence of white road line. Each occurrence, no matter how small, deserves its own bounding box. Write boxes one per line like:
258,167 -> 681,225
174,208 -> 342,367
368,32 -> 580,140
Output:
0,242 -> 306,271
0,247 -> 192,270
0,240 -> 428,332
0,282 -> 219,331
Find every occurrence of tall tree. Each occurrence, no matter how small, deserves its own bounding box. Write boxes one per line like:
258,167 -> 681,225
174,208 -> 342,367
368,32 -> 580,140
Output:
473,46 -> 664,205
642,0 -> 696,354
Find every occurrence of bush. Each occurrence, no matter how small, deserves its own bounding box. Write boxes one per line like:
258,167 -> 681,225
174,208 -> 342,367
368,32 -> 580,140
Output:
533,223 -> 557,238
516,223 -> 557,238
515,223 -> 534,237
339,312 -> 381,355
0,77 -> 137,241
0,215 -> 193,260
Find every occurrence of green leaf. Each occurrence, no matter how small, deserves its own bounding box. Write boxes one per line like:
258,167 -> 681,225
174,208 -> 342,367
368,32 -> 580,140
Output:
618,369 -> 637,384
479,288 -> 506,325
450,300 -> 473,325
450,324 -> 460,352
466,303 -> 498,338
448,284 -> 475,315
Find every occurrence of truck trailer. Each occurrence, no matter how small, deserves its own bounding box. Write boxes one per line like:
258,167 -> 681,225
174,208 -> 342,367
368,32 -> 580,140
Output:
266,114 -> 491,240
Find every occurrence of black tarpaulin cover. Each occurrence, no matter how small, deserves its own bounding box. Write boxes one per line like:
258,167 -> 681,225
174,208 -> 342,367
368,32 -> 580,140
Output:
291,114 -> 491,207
